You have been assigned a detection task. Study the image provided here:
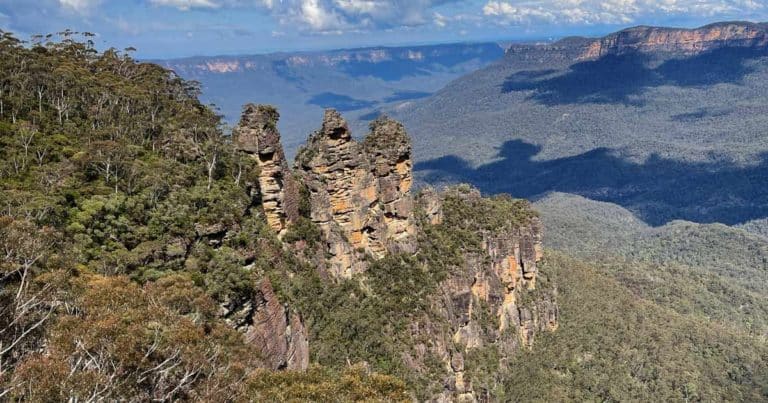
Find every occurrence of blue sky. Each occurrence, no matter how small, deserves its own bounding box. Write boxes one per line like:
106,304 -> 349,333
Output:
0,0 -> 766,58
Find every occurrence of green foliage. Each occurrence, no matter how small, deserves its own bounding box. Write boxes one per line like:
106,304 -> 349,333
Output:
464,346 -> 503,398
203,246 -> 253,302
283,216 -> 323,245
537,192 -> 768,335
442,186 -> 538,234
501,252 -> 768,402
243,364 -> 410,402
273,256 -> 432,391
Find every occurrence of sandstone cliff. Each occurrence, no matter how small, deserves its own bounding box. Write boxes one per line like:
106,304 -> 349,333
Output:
504,22 -> 768,64
232,107 -> 559,400
578,22 -> 768,60
245,278 -> 309,371
411,188 -> 558,401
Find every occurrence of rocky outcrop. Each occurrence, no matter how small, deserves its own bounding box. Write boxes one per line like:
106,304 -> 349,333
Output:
409,188 -> 558,401
363,117 -> 416,247
233,104 -> 299,238
243,278 -> 309,371
230,106 -> 557,399
294,110 -> 416,277
578,22 -> 768,60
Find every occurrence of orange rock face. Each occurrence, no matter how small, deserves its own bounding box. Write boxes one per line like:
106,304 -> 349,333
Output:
578,22 -> 768,60
295,110 -> 417,277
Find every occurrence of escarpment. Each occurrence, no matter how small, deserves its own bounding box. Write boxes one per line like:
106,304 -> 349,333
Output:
233,106 -> 558,400
578,22 -> 768,60
505,22 -> 768,65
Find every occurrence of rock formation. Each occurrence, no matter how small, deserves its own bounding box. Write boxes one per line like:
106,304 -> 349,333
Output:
294,110 -> 416,277
231,106 -> 558,399
504,22 -> 768,65
233,104 -> 299,238
410,188 -> 558,401
228,105 -> 310,370
219,279 -> 309,371
244,278 -> 309,371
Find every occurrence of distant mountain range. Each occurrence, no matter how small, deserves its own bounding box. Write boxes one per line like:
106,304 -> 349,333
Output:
394,21 -> 768,229
157,43 -> 505,157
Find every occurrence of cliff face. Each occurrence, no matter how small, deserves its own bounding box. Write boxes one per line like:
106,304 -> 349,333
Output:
244,278 -> 309,371
504,22 -> 768,65
579,22 -> 768,60
233,106 -> 558,400
412,189 -> 557,401
294,110 -> 416,277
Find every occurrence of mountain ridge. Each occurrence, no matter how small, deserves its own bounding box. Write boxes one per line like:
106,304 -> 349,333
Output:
515,21 -> 768,60
159,42 -> 506,74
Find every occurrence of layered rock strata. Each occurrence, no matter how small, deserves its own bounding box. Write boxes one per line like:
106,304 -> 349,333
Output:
294,110 -> 416,277
217,259 -> 310,369
244,278 -> 309,371
579,22 -> 768,60
504,22 -> 768,66
411,189 -> 558,402
233,104 -> 299,238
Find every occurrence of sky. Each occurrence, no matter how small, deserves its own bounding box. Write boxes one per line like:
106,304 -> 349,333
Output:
0,0 -> 766,58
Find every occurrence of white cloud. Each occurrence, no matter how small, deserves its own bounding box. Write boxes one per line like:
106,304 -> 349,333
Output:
300,0 -> 345,30
150,0 -> 221,10
334,0 -> 381,14
483,0 -> 766,26
434,12 -> 447,27
260,0 -> 464,33
58,0 -> 101,13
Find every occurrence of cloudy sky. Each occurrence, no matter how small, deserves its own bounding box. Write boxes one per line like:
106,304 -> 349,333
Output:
0,0 -> 766,58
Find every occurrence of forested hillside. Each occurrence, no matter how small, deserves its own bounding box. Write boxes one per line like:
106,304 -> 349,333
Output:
400,22 -> 768,227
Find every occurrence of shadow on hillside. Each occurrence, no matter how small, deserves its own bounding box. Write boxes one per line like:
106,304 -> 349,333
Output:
415,140 -> 768,226
502,47 -> 768,106
307,92 -> 376,112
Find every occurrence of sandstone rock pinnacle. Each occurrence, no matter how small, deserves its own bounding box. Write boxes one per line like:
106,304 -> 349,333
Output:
294,109 -> 417,277
233,104 -> 299,237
